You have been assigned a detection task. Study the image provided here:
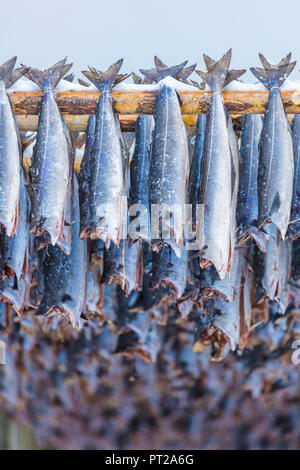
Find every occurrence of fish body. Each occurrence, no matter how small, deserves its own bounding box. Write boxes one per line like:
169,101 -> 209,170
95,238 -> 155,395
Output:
30,78 -> 70,244
250,54 -> 295,239
289,114 -> 300,239
151,244 -> 188,299
150,85 -> 189,253
199,89 -> 232,278
3,172 -> 30,279
89,90 -> 124,245
258,88 -> 294,238
79,115 -> 96,238
129,115 -> 154,242
0,80 -> 21,236
237,114 -> 264,247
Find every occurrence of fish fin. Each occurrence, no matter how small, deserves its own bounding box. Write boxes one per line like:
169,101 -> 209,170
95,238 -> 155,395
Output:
7,66 -> 28,88
77,78 -> 90,87
154,56 -> 168,69
270,191 -> 281,216
139,61 -> 188,83
63,72 -> 75,83
196,49 -> 232,91
132,72 -> 142,84
81,59 -> 124,90
203,53 -> 216,70
114,73 -> 131,86
0,56 -> 17,87
223,69 -> 246,87
177,63 -> 197,81
22,58 -> 72,89
250,53 -> 296,88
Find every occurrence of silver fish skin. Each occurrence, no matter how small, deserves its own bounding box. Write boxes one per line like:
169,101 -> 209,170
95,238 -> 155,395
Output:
60,177 -> 88,327
30,78 -> 70,245
129,115 -> 154,243
237,114 -> 263,247
90,90 -> 124,245
150,85 -> 189,254
199,90 -> 232,279
0,80 -> 21,236
262,223 -> 291,313
289,114 -> 300,239
258,87 -> 294,238
4,172 -> 30,279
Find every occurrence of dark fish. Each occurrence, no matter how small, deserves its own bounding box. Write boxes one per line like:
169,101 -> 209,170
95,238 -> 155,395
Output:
289,114 -> 300,239
142,62 -> 190,254
151,244 -> 188,299
37,178 -> 88,326
250,53 -> 295,238
0,57 -> 26,236
24,58 -> 73,244
291,237 -> 300,280
101,239 -> 143,297
79,115 -> 96,238
129,115 -> 154,243
81,60 -> 129,245
188,114 -> 206,230
236,114 -> 264,248
196,50 -> 245,278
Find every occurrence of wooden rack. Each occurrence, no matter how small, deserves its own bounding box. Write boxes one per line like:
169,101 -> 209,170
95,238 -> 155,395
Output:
11,89 -> 300,132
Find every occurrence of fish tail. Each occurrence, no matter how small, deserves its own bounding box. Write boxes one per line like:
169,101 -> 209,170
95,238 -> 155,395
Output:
22,58 -> 72,89
250,53 -> 296,89
196,49 -> 232,91
0,56 -> 17,87
139,61 -> 188,83
81,59 -> 129,90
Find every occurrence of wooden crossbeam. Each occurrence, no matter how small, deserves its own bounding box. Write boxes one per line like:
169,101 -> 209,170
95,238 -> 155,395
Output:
11,89 -> 300,132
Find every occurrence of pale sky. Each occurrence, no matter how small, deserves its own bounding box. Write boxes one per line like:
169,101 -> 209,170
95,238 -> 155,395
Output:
2,0 -> 299,82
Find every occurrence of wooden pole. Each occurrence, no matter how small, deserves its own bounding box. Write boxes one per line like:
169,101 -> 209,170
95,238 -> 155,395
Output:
10,89 -> 300,117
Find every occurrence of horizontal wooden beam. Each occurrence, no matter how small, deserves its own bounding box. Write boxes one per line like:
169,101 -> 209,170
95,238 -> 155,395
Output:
17,114 -> 200,132
9,89 -> 300,117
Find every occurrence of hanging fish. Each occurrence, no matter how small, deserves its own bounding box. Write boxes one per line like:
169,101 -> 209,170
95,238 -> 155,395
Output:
2,172 -> 30,279
289,114 -> 300,239
129,114 -> 154,243
196,50 -> 245,279
79,115 -> 96,238
140,61 -> 193,255
262,223 -> 291,313
151,244 -> 188,299
37,178 -> 88,327
236,114 -> 264,249
23,58 -> 73,245
101,239 -> 143,297
250,53 -> 295,239
0,57 -> 27,236
81,59 -> 129,245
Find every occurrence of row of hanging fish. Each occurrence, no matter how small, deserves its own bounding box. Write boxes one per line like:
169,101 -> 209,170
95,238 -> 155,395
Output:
0,52 -> 300,359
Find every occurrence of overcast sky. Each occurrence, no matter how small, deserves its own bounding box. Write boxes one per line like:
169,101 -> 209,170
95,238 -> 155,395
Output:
2,0 -> 299,82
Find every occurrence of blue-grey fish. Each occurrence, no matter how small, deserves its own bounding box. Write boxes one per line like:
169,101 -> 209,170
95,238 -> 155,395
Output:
262,223 -> 291,313
24,58 -> 73,245
289,114 -> 300,239
0,57 -> 27,236
250,53 -> 295,239
236,114 -> 264,249
79,114 -> 96,238
129,114 -> 154,243
196,50 -> 245,279
37,177 -> 88,327
3,172 -> 30,279
81,60 -> 129,245
141,62 -> 192,255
